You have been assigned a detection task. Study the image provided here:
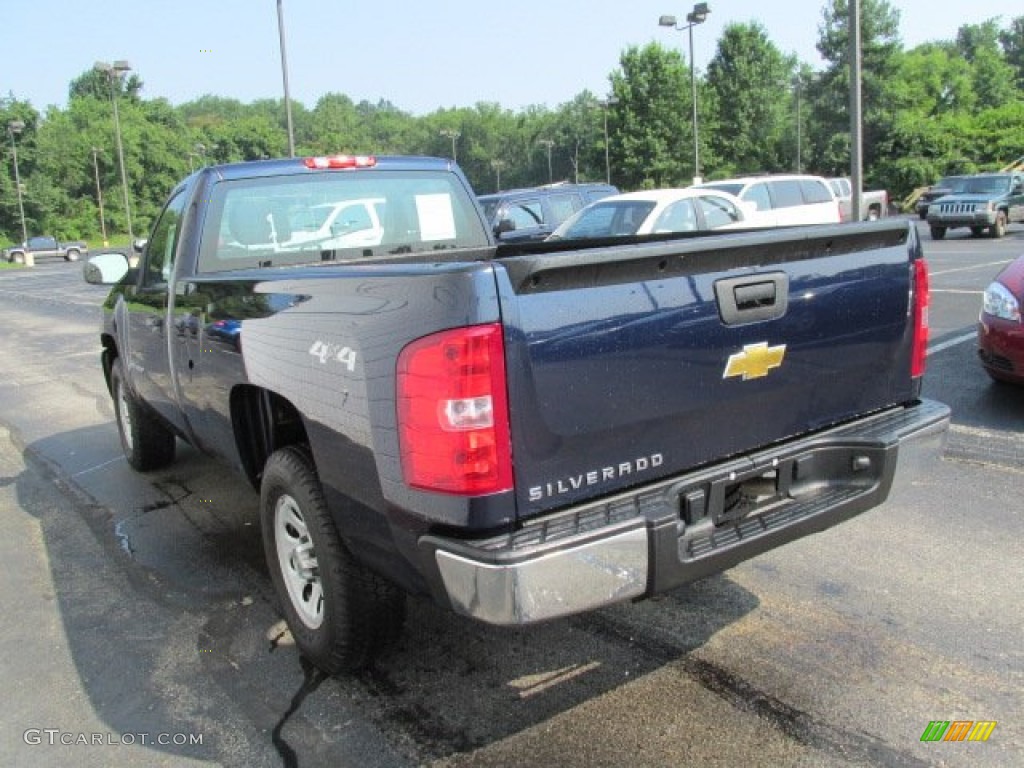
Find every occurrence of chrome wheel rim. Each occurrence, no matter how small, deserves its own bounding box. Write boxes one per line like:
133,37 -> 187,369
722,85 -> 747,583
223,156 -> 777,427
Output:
274,494 -> 323,629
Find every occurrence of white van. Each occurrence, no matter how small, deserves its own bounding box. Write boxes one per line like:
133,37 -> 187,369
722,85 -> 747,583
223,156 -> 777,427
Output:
693,174 -> 841,227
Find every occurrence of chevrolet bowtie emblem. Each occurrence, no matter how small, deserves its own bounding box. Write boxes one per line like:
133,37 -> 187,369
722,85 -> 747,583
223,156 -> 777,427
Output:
723,342 -> 787,380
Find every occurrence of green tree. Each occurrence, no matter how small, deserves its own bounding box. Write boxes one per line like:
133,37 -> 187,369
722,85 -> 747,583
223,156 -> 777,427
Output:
957,21 -> 1020,110
705,22 -> 795,177
811,0 -> 903,177
1000,16 -> 1024,88
609,43 -> 691,188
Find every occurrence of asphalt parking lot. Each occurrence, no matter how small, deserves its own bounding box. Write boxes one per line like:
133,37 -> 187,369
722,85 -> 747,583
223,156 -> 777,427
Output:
0,218 -> 1021,767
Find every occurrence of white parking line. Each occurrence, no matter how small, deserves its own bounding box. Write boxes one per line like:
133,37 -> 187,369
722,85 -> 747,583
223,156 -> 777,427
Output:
930,259 -> 1012,276
927,331 -> 976,356
71,455 -> 124,477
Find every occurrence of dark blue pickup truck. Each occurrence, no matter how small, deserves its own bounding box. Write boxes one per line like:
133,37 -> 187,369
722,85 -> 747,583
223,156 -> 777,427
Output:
84,155 -> 949,674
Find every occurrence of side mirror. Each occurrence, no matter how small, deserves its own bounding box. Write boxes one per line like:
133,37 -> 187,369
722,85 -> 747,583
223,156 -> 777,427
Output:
83,252 -> 130,285
495,218 -> 516,236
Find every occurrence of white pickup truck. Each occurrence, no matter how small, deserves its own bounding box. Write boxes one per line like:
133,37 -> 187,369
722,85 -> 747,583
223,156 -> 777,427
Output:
828,177 -> 889,221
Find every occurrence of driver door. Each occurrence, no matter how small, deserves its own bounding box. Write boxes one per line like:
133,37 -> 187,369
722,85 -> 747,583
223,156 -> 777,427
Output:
123,190 -> 188,432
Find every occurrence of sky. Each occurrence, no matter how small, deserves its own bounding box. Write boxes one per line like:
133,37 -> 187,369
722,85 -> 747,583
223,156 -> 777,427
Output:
1,0 -> 1017,115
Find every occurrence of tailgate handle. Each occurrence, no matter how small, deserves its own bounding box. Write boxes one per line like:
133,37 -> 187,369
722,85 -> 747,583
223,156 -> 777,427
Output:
734,282 -> 776,310
715,273 -> 789,325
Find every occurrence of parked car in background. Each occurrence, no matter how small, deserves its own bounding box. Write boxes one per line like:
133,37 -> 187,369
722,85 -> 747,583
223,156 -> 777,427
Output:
547,188 -> 753,240
693,174 -> 840,227
926,172 -> 1024,240
978,253 -> 1024,385
3,235 -> 88,263
826,177 -> 889,221
479,182 -> 618,243
914,175 -> 967,219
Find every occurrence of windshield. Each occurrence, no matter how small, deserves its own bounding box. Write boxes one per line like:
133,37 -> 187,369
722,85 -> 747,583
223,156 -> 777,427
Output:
961,175 -> 1011,195
199,171 -> 489,272
553,200 -> 657,239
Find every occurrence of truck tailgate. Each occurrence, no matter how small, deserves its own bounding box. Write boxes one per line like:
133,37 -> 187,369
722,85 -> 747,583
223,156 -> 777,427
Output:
496,222 -> 921,517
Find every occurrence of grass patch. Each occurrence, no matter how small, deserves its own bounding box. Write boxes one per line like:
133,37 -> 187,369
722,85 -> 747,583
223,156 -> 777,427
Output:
0,261 -> 26,270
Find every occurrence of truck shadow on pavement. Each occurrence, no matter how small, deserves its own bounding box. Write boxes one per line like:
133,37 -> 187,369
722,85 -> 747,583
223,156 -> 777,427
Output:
17,423 -> 760,767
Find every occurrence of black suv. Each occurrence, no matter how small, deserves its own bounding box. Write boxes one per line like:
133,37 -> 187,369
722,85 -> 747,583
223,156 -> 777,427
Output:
478,182 -> 618,243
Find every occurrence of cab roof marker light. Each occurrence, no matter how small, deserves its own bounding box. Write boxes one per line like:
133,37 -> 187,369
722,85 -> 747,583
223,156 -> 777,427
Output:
303,155 -> 377,170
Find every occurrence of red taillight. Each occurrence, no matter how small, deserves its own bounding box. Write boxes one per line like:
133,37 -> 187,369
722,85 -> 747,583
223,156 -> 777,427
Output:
397,324 -> 513,496
303,154 -> 377,169
911,258 -> 930,378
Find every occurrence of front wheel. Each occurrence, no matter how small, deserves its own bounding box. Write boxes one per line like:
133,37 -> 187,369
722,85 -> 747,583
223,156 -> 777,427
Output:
929,225 -> 947,240
110,357 -> 176,471
260,446 -> 405,674
990,211 -> 1007,239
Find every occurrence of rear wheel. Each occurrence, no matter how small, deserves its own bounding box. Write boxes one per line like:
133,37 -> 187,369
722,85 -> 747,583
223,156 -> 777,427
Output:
929,226 -> 946,240
261,446 -> 405,674
64,248 -> 80,262
111,357 -> 176,471
10,251 -> 25,264
990,211 -> 1007,239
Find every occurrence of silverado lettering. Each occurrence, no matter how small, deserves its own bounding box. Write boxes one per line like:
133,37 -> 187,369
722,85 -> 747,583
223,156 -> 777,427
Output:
85,155 -> 950,676
529,453 -> 665,501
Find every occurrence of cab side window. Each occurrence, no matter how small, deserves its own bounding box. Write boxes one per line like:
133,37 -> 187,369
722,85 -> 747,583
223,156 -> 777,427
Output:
743,183 -> 772,211
769,180 -> 805,208
143,191 -> 187,286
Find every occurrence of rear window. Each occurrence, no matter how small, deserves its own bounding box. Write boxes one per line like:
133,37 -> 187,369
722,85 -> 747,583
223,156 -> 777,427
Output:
699,182 -> 743,198
547,193 -> 583,225
198,171 -> 489,272
558,200 -> 657,239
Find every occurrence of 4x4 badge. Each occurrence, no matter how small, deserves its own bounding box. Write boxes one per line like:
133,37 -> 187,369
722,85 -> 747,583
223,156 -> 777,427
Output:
723,342 -> 786,380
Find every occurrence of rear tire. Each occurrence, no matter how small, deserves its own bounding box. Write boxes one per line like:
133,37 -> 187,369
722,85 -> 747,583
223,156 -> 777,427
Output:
10,251 -> 25,264
64,248 -> 80,262
990,211 -> 1007,239
261,446 -> 405,674
111,357 -> 176,471
929,226 -> 946,240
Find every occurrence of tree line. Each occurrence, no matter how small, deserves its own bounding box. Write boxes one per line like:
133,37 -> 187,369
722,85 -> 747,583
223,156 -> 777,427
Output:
2,0 -> 1022,245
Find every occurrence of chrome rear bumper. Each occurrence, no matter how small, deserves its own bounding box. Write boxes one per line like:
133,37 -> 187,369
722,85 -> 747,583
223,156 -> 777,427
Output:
420,399 -> 950,626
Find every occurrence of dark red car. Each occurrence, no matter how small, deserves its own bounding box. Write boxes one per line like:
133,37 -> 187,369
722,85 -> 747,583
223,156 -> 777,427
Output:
978,254 -> 1024,384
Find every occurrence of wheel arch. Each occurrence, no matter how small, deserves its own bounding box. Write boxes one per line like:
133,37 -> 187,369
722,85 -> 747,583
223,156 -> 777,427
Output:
231,385 -> 311,490
100,334 -> 118,395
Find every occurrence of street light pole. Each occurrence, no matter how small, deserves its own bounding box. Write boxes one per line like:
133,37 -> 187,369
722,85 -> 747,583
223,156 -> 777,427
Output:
537,139 -> 554,183
277,0 -> 296,157
439,129 -> 460,163
659,3 -> 711,184
490,159 -> 506,192
91,146 -> 108,246
598,96 -> 618,185
849,0 -> 864,222
95,60 -> 134,243
7,120 -> 28,244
